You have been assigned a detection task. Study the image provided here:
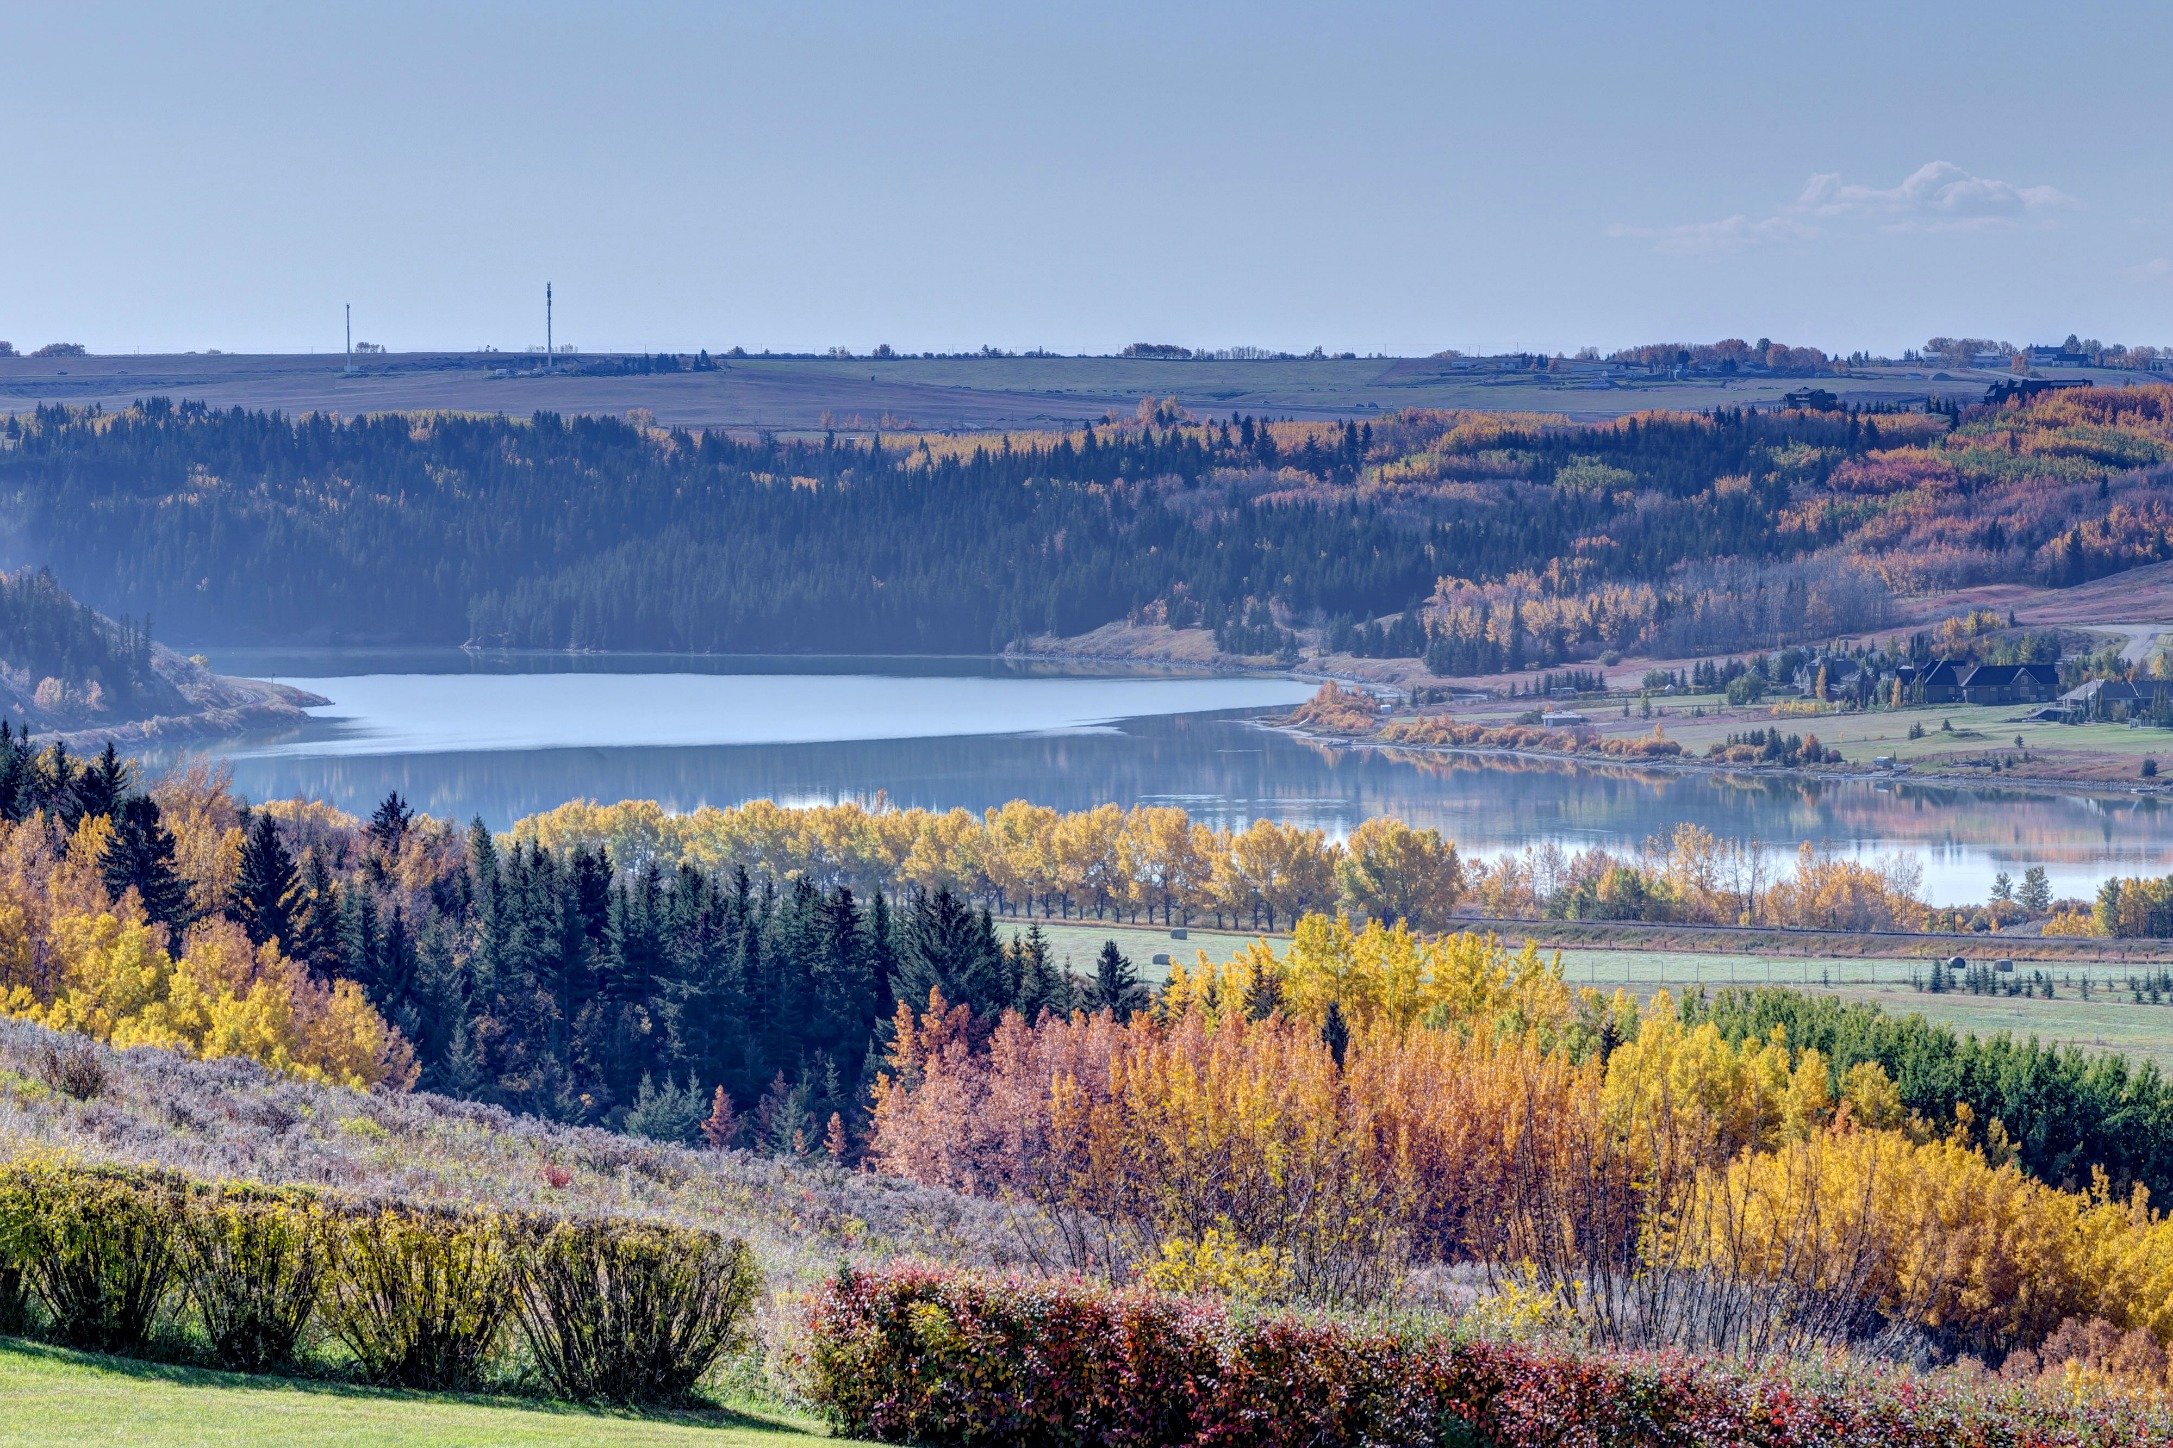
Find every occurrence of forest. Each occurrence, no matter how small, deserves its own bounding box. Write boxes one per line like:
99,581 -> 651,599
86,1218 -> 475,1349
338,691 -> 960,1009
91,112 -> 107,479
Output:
4,388 -> 2165,663
1,730 -> 2160,1193
0,565 -> 166,721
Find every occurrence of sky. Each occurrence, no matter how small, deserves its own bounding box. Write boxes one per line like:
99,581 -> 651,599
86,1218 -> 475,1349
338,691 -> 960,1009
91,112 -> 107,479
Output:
2,0 -> 2169,358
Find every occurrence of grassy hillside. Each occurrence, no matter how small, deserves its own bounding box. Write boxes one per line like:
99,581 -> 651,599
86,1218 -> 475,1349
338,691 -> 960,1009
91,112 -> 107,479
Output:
0,1016 -> 1043,1294
0,1340 -> 858,1447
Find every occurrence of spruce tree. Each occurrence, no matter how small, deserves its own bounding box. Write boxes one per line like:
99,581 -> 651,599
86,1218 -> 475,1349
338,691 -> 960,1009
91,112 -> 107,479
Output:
896,888 -> 1006,1015
1015,923 -> 1064,1020
1091,939 -> 1145,1021
101,795 -> 193,932
286,850 -> 342,978
230,811 -> 298,948
367,789 -> 413,849
1320,1000 -> 1350,1069
73,742 -> 129,822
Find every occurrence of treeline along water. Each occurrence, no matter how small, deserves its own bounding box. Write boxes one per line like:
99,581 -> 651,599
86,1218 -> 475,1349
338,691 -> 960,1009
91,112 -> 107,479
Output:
149,652 -> 2173,908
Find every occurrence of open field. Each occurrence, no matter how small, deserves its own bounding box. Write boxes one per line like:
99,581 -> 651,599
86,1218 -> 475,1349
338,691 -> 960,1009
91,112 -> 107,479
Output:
0,1340 -> 853,1448
0,350 -> 2081,432
1005,917 -> 2173,1066
1353,685 -> 2173,788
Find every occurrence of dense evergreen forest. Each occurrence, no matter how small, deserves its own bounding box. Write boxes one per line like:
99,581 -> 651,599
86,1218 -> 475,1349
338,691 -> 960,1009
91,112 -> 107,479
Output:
0,399 -> 1912,653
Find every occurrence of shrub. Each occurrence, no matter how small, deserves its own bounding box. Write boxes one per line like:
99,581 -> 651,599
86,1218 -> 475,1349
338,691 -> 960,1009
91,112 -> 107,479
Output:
0,1163 -> 183,1354
510,1216 -> 758,1405
326,1203 -> 509,1390
31,1040 -> 107,1101
179,1187 -> 333,1374
802,1266 -> 2173,1447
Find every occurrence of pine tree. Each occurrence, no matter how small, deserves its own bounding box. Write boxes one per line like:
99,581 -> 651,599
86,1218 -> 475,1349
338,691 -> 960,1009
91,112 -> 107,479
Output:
1091,939 -> 1145,1021
367,789 -> 413,848
73,742 -> 129,821
100,795 -> 193,932
230,811 -> 299,948
1320,1000 -> 1350,1069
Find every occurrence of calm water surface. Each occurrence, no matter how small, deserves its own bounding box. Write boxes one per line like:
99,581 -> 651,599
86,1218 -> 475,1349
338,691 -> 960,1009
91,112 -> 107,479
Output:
154,649 -> 2173,906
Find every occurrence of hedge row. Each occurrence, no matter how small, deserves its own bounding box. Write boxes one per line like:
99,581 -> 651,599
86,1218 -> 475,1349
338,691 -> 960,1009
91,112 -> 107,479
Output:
0,1161 -> 756,1406
803,1266 -> 2173,1448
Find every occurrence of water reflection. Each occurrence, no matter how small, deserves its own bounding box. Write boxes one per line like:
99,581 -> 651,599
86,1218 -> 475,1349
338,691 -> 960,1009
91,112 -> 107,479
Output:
147,651 -> 2173,907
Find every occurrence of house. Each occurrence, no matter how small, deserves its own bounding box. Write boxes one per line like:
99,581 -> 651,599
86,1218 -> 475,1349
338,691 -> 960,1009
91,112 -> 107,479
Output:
1959,662 -> 2060,705
1984,377 -> 2093,405
2029,344 -> 2092,368
1540,710 -> 1588,728
1794,656 -> 1870,699
1779,387 -> 1840,411
2060,678 -> 2173,721
1917,659 -> 1969,703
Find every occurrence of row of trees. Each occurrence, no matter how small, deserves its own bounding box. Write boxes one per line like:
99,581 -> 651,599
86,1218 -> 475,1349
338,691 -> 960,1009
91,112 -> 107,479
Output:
512,797 -> 1470,934
511,797 -> 1949,936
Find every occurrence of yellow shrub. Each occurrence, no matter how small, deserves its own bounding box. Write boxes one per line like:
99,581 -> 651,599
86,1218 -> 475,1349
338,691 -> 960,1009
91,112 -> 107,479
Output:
1142,1226 -> 1292,1302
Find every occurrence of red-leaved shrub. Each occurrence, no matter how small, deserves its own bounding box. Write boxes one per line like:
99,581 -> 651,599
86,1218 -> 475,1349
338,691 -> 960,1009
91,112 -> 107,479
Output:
802,1266 -> 2173,1447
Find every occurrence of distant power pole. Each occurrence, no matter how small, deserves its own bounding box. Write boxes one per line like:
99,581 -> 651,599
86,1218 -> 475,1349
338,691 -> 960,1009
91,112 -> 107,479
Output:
546,283 -> 554,373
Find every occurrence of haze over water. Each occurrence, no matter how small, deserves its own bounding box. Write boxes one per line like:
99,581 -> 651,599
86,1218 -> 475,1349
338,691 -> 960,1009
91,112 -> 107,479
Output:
162,650 -> 2173,908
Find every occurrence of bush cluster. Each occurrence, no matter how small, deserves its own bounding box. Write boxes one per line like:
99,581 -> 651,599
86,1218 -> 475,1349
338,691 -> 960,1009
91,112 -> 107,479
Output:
803,1266 -> 2173,1447
0,1161 -> 756,1406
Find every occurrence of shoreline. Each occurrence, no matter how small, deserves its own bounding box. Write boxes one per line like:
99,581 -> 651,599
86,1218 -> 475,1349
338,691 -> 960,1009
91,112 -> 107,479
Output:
42,677 -> 328,753
1263,716 -> 2173,804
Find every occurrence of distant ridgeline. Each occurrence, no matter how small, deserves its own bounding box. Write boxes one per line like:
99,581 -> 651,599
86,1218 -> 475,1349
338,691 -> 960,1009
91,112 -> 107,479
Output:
0,389 -> 2168,655
0,566 -> 173,727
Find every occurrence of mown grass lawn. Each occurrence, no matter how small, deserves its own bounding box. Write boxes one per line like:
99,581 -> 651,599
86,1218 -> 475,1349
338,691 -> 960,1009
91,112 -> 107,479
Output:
0,1339 -> 861,1447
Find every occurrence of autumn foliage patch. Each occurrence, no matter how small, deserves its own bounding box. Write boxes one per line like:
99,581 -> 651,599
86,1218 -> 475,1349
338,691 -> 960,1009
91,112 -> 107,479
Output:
803,1266 -> 2173,1448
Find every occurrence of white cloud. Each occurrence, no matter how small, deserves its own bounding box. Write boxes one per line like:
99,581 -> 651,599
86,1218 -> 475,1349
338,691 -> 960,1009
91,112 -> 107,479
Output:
1613,161 -> 2075,255
2129,256 -> 2173,281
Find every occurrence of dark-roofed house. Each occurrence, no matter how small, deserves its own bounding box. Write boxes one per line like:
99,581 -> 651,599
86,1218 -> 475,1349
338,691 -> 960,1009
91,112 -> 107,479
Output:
1917,659 -> 1969,703
2060,678 -> 2173,721
1960,662 -> 2060,705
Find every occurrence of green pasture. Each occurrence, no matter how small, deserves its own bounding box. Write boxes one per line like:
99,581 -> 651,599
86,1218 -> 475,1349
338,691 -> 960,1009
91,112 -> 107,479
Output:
0,1339 -> 856,1448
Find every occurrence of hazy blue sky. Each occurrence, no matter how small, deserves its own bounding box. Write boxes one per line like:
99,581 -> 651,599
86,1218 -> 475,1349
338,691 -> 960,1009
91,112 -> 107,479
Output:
4,1 -> 2169,356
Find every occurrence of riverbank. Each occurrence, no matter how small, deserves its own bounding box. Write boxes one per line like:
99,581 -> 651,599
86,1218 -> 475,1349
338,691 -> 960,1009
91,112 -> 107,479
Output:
1266,682 -> 2173,802
40,659 -> 327,752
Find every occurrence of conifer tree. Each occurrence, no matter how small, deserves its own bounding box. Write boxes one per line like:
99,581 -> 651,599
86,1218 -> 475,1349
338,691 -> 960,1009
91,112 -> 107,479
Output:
230,811 -> 299,948
100,794 -> 192,932
367,789 -> 413,848
286,849 -> 342,979
1091,939 -> 1146,1021
73,742 -> 129,822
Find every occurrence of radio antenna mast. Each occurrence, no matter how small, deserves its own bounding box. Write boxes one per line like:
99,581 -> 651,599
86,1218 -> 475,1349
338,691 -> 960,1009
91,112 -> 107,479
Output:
343,303 -> 357,376
546,283 -> 554,373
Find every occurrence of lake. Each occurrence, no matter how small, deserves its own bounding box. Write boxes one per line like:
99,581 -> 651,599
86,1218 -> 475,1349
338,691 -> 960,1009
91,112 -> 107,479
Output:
155,650 -> 2173,906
